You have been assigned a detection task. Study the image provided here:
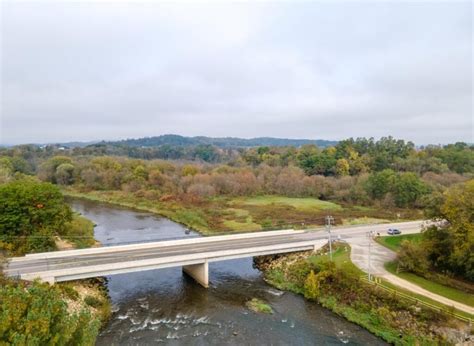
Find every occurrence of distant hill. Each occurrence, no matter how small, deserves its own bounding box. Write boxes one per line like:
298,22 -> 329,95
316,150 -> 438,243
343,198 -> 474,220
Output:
106,134 -> 337,148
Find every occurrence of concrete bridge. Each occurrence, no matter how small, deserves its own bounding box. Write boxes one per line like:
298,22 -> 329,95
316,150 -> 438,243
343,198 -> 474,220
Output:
4,221 -> 424,287
5,230 -> 327,287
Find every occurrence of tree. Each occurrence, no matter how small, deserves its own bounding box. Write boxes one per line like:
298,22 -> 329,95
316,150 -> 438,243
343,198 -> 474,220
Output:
182,165 -> 199,176
335,158 -> 350,176
440,180 -> 474,279
0,281 -> 99,345
37,156 -> 73,183
365,169 -> 396,199
422,225 -> 454,273
397,240 -> 429,275
0,179 -> 72,254
55,163 -> 75,185
391,172 -> 429,208
417,180 -> 474,280
304,270 -> 320,300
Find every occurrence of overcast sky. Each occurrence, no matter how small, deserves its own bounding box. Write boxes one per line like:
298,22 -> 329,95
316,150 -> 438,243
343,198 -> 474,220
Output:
1,1 -> 472,145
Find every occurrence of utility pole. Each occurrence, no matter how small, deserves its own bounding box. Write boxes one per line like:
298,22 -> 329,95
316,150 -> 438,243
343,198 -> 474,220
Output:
367,230 -> 374,281
325,215 -> 334,261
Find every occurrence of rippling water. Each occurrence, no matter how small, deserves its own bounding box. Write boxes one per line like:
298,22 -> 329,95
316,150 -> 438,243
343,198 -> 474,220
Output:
69,199 -> 386,345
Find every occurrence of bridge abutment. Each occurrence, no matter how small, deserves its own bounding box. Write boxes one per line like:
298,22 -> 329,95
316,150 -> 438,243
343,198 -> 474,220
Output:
183,261 -> 209,288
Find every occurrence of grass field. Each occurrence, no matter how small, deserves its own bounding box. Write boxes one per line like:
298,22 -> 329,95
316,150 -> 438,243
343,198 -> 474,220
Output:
234,196 -> 343,211
385,262 -> 474,308
342,217 -> 391,226
375,234 -> 422,252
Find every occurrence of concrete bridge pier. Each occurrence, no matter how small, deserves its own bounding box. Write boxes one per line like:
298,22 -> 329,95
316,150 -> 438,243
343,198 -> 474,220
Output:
183,261 -> 209,288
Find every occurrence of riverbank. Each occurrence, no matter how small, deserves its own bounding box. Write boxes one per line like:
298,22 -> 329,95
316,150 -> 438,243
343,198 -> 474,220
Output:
254,243 -> 470,345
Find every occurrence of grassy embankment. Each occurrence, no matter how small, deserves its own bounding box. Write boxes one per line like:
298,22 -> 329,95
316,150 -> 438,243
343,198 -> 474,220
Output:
62,188 -> 421,235
57,213 -> 98,250
255,244 -> 466,345
376,234 -> 474,309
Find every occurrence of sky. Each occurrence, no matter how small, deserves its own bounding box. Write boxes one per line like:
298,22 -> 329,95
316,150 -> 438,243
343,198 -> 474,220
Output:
0,1 -> 472,145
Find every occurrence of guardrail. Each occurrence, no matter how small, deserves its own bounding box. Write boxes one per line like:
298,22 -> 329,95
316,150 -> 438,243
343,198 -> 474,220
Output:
360,275 -> 473,324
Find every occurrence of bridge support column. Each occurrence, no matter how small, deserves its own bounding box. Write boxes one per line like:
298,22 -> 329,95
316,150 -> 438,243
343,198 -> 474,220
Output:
183,261 -> 209,288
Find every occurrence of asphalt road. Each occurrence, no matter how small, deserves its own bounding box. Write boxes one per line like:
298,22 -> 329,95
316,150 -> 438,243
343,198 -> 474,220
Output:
4,221 -> 423,277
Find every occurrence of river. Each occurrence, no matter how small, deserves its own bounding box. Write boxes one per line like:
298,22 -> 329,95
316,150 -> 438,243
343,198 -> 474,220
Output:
69,198 -> 386,346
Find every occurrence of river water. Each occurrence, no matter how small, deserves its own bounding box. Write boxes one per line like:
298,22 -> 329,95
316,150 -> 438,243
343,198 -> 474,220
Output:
70,199 -> 386,346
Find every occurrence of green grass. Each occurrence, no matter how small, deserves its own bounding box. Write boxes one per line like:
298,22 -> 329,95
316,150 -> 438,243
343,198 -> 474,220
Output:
308,244 -> 365,276
379,276 -> 474,321
62,213 -> 96,248
342,217 -> 390,226
385,262 -> 474,308
234,196 -> 343,211
225,208 -> 250,218
222,219 -> 262,231
246,298 -> 273,314
375,234 -> 422,252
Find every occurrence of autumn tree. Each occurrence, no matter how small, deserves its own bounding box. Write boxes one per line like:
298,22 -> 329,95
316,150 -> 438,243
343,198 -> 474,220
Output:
304,270 -> 320,300
0,179 -> 72,254
0,281 -> 99,345
335,158 -> 350,176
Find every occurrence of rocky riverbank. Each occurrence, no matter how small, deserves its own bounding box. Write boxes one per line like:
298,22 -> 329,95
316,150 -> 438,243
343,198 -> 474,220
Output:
254,244 -> 472,345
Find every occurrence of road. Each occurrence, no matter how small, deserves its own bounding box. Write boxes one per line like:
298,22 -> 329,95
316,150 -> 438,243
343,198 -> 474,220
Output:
5,221 -> 423,281
5,221 -> 422,275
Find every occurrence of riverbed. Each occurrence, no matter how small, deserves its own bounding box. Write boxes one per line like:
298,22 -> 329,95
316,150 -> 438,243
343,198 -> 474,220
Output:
70,198 -> 386,345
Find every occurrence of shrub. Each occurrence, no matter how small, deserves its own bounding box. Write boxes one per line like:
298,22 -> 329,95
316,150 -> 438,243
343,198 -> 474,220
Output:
397,240 -> 429,275
0,281 -> 99,345
60,284 -> 79,301
304,270 -> 319,300
84,295 -> 102,309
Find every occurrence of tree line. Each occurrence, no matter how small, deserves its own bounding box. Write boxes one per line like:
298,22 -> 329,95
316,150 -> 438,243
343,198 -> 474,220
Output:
0,137 -> 472,210
397,180 -> 473,282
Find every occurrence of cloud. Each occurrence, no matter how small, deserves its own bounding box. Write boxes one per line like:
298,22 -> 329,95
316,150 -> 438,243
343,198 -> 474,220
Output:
0,1 -> 472,145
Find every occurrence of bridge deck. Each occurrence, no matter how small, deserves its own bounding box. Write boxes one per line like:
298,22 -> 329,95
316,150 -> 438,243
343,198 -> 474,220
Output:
4,221 -> 423,284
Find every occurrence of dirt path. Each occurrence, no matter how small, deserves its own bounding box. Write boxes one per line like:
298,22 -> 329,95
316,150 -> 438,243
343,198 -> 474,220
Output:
348,237 -> 474,315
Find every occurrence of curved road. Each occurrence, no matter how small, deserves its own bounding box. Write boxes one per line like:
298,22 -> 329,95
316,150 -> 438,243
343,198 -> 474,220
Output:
348,233 -> 474,315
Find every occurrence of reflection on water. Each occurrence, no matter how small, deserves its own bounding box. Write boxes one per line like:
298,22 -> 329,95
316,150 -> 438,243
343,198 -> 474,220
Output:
70,198 -> 386,345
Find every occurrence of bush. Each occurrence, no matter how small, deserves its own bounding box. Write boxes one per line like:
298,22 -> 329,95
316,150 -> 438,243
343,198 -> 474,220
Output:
304,270 -> 319,300
84,295 -> 102,309
396,240 -> 429,275
63,214 -> 96,249
60,284 -> 79,301
0,281 -> 99,345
